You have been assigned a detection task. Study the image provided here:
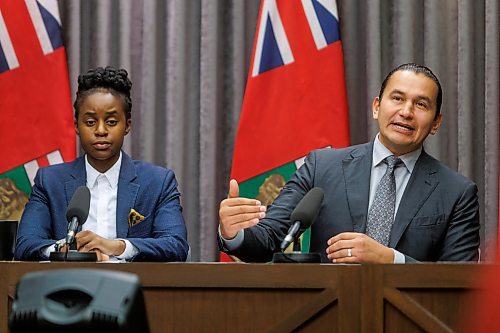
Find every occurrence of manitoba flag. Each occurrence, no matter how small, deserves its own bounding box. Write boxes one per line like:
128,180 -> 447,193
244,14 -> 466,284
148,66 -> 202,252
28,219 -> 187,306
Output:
0,0 -> 75,221
222,0 -> 350,261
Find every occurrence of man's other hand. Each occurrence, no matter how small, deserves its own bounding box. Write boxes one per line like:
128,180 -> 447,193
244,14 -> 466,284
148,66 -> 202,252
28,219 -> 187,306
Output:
326,232 -> 394,263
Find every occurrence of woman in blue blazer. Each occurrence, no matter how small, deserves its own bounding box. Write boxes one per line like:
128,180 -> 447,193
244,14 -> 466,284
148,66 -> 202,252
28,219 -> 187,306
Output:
15,66 -> 188,262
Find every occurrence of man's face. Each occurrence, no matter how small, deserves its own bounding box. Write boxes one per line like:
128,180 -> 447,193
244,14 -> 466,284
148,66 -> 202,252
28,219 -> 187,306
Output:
75,91 -> 131,173
372,70 -> 442,156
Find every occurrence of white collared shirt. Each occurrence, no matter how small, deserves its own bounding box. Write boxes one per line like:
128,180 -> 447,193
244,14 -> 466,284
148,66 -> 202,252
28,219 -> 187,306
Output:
84,152 -> 138,261
84,154 -> 121,240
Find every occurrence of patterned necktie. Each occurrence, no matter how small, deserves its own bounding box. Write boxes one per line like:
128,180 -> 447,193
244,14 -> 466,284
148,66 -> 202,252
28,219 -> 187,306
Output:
366,155 -> 402,246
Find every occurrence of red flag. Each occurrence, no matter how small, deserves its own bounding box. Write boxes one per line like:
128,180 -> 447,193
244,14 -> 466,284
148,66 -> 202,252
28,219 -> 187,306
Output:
0,0 -> 75,220
221,0 -> 349,262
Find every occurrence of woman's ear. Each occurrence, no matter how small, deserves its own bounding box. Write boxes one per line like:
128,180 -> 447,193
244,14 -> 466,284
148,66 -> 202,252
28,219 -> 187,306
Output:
125,119 -> 132,135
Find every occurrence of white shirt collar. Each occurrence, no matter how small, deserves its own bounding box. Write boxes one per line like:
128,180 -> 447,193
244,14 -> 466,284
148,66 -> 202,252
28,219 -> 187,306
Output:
373,134 -> 421,173
85,151 -> 122,189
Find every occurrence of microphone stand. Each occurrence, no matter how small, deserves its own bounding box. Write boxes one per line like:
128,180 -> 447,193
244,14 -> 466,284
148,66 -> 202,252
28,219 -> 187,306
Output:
49,240 -> 97,262
272,237 -> 321,263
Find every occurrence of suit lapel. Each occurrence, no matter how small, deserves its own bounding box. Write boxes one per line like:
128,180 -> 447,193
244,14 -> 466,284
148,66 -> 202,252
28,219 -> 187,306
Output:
116,152 -> 140,238
64,156 -> 87,205
389,151 -> 439,247
342,143 -> 373,233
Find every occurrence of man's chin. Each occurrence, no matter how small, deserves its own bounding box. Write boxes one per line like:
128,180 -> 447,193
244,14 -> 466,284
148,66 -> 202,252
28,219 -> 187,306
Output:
381,137 -> 418,155
392,143 -> 422,156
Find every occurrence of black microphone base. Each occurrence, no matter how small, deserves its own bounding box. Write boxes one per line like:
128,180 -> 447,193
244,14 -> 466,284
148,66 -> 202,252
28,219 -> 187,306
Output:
272,252 -> 321,263
49,251 -> 97,262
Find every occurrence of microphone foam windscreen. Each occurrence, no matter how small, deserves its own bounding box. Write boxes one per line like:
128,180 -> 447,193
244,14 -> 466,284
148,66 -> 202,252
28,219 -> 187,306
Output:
65,186 -> 91,225
290,187 -> 324,228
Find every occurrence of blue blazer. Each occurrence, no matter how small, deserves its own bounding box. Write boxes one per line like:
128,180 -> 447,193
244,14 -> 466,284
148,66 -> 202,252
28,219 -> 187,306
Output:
15,152 -> 188,261
226,142 -> 480,263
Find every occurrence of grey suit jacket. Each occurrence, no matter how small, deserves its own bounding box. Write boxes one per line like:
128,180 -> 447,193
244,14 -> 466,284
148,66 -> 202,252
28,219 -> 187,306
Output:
226,142 -> 480,263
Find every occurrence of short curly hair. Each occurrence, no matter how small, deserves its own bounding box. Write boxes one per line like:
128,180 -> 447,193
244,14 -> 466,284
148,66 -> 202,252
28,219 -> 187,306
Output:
73,66 -> 132,120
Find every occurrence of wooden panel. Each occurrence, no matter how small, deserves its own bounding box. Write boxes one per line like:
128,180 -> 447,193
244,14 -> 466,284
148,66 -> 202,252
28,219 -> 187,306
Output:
0,262 -> 361,333
359,264 -> 381,333
398,289 -> 474,329
384,301 -> 426,333
0,262 -> 488,333
0,267 -> 7,333
143,288 -> 338,333
383,288 -> 454,333
379,264 -> 482,333
382,264 -> 480,287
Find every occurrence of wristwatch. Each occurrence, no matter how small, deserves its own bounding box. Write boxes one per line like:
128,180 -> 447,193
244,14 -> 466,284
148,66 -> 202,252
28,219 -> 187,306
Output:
54,238 -> 66,252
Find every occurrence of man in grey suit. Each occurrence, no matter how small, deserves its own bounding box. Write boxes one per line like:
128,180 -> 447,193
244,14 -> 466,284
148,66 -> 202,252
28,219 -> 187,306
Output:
219,63 -> 480,263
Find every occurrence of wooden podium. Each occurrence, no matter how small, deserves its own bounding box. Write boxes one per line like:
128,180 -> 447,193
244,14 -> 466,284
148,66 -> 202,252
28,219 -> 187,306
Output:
0,262 -> 483,332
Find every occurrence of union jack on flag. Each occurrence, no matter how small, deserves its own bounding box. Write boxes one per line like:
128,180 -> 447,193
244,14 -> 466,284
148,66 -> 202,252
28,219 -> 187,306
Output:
24,0 -> 64,54
252,0 -> 341,76
0,0 -> 62,73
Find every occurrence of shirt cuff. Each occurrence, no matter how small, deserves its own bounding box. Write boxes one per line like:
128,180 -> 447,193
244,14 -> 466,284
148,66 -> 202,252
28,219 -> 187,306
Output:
115,239 -> 139,260
218,225 -> 244,251
393,249 -> 406,263
42,243 -> 57,258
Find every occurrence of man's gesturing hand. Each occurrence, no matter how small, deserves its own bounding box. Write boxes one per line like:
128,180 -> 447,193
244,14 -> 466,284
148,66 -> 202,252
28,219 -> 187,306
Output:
219,179 -> 267,240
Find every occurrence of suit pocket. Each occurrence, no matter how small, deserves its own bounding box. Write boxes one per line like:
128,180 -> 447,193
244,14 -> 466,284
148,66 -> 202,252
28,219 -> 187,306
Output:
127,214 -> 152,237
408,214 -> 446,228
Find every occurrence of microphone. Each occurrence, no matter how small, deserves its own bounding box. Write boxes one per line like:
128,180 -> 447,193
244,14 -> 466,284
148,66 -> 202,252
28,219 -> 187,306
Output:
280,187 -> 324,252
65,186 -> 91,247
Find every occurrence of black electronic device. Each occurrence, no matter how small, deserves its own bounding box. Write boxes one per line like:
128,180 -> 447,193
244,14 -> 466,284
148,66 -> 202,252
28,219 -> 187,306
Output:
9,269 -> 150,333
0,220 -> 17,260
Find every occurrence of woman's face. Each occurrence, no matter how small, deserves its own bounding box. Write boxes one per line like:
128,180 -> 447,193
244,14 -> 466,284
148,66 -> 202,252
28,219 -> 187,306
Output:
75,91 -> 131,173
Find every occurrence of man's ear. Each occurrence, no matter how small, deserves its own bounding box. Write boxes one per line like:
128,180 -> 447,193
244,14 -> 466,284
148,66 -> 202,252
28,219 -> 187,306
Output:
430,113 -> 443,135
125,119 -> 132,135
372,96 -> 380,120
74,120 -> 79,135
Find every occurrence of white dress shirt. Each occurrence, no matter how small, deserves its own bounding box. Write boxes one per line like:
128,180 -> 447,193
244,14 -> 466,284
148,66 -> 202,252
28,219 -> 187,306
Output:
84,152 -> 138,261
220,135 -> 422,263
